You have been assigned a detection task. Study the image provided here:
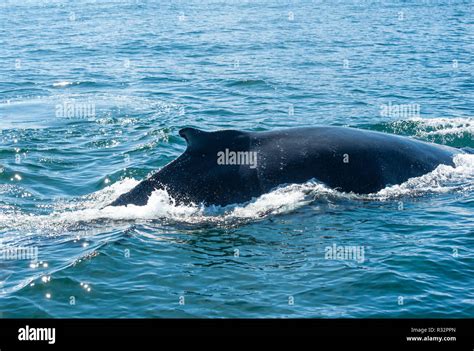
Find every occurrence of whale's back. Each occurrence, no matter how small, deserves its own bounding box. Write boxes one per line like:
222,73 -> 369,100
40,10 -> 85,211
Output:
250,126 -> 458,194
110,126 -> 459,207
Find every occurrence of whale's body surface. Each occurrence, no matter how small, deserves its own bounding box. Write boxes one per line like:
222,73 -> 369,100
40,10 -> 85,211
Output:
110,126 -> 459,207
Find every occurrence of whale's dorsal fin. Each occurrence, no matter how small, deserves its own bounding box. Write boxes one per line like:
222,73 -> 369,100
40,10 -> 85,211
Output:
179,127 -> 209,150
179,127 -> 249,152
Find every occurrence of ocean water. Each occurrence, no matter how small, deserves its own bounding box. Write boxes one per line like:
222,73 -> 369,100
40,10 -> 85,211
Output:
0,0 -> 473,318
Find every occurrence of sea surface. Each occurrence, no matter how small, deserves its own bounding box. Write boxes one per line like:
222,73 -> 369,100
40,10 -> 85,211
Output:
0,0 -> 473,318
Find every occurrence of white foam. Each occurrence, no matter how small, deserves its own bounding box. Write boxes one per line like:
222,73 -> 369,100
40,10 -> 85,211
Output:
52,81 -> 73,88
58,189 -> 204,222
395,117 -> 474,137
224,182 -> 333,219
372,153 -> 474,198
53,177 -> 139,211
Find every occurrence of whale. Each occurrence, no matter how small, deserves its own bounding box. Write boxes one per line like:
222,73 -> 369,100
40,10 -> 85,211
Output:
109,126 -> 460,207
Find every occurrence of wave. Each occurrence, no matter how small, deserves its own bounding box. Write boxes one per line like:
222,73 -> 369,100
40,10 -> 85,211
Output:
225,79 -> 271,88
358,117 -> 474,148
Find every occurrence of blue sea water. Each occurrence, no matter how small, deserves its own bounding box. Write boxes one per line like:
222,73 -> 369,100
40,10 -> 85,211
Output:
0,0 -> 473,318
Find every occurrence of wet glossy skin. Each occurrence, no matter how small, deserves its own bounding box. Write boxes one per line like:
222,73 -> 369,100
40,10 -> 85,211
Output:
110,126 -> 459,207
